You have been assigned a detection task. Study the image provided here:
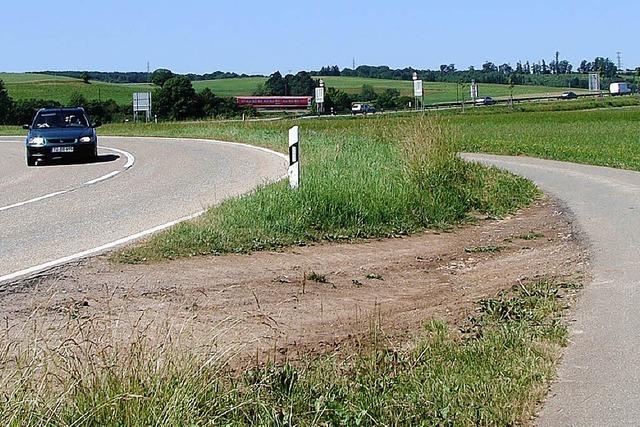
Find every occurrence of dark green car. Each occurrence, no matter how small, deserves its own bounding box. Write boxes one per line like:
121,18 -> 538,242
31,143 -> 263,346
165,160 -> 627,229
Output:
24,108 -> 101,166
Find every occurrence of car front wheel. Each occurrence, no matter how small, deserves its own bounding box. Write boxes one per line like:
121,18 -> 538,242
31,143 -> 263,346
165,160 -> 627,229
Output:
87,146 -> 98,163
26,151 -> 37,166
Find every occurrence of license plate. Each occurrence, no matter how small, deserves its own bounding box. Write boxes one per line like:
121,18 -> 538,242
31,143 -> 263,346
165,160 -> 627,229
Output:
52,147 -> 74,153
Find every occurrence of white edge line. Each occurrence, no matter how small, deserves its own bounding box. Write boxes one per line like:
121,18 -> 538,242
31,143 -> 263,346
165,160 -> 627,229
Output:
84,170 -> 120,186
0,210 -> 205,284
0,190 -> 68,212
104,135 -> 288,161
0,145 -> 135,212
0,136 -> 286,285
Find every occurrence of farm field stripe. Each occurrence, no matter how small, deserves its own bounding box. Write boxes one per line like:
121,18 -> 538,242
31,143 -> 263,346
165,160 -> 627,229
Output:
0,210 -> 205,285
0,146 -> 135,213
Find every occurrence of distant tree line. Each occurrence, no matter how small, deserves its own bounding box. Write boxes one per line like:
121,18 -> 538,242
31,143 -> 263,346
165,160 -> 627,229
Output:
40,71 -> 152,84
320,84 -> 413,114
252,71 -> 317,96
310,54 -> 624,89
36,53 -> 629,91
152,74 -> 254,120
40,70 -> 262,84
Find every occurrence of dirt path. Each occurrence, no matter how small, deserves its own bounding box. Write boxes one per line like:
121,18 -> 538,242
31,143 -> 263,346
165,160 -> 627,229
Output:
0,197 -> 587,367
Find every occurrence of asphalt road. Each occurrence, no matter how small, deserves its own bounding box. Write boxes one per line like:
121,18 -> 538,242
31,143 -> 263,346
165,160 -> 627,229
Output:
0,136 -> 287,282
465,154 -> 640,426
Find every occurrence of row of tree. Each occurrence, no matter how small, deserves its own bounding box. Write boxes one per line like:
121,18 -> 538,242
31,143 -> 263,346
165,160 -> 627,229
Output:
321,85 -> 413,113
252,71 -> 317,96
153,75 -> 254,120
312,55 -> 624,84
41,70 -> 261,84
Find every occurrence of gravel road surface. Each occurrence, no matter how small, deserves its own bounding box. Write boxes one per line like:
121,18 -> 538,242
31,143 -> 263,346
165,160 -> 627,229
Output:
465,153 -> 640,426
0,136 -> 287,282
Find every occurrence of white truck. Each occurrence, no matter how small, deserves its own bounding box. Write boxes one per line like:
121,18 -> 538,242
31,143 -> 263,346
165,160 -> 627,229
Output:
610,82 -> 632,96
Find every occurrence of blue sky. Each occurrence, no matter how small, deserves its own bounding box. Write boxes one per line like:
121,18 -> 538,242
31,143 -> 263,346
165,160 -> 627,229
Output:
1,0 -> 637,74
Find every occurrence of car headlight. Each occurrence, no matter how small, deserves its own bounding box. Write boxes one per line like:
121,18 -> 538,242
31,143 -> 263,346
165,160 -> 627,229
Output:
28,137 -> 45,146
79,136 -> 94,143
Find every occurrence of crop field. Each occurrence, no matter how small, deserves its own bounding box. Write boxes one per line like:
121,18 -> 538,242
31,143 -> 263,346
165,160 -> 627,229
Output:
0,72 -> 154,105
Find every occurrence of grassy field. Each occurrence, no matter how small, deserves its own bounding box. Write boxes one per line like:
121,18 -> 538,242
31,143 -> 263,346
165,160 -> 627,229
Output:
109,116 -> 537,262
0,72 -> 154,105
0,72 -> 586,107
456,105 -> 640,170
191,76 -> 266,96
191,75 -> 584,103
1,279 -> 580,426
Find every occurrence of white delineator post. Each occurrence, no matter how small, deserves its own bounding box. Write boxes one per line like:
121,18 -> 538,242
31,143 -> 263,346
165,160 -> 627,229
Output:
288,126 -> 300,189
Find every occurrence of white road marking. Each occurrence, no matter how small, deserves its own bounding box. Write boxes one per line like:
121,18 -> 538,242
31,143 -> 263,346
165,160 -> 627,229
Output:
0,136 -> 286,285
0,191 -> 67,213
0,210 -> 205,284
0,146 -> 135,213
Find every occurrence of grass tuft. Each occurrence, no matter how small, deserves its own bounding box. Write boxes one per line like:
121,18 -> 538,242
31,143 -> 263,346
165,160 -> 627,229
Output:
0,279 -> 579,426
112,116 -> 538,263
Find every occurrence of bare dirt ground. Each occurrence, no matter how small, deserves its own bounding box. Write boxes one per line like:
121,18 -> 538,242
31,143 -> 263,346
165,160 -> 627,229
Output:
0,197 -> 589,366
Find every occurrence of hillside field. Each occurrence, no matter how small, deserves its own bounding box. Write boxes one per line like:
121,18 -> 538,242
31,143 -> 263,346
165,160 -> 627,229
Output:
2,72 -> 586,107
0,73 -> 154,105
193,75 -> 587,103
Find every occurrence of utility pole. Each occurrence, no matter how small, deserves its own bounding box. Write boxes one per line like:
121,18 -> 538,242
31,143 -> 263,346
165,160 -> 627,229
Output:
352,58 -> 356,69
617,52 -> 623,71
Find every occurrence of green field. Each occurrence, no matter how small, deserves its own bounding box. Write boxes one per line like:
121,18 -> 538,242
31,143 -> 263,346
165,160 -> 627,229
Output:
110,116 -> 536,262
0,72 -> 155,105
0,72 -> 586,107
191,76 -> 266,97
193,75 -> 586,103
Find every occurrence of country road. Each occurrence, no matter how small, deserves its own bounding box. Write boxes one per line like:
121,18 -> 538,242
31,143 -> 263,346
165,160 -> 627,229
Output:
3,136 -> 639,424
465,154 -> 640,426
0,136 -> 287,282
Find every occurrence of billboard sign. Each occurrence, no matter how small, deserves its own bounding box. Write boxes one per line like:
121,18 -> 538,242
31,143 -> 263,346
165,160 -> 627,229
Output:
133,92 -> 152,112
413,80 -> 423,97
589,73 -> 601,92
315,87 -> 325,104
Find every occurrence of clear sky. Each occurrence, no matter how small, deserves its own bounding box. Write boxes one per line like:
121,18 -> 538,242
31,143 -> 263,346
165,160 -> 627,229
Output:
1,0 -> 637,74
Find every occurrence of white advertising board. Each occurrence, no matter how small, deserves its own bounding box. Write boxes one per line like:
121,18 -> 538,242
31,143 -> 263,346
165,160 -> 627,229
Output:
315,87 -> 325,104
413,80 -> 423,97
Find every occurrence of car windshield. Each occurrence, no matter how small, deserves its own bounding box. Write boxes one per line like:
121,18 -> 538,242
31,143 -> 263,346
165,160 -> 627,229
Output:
33,111 -> 89,129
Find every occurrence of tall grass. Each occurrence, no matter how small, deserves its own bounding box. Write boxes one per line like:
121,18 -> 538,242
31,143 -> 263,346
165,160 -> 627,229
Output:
113,116 -> 538,262
0,280 -> 579,425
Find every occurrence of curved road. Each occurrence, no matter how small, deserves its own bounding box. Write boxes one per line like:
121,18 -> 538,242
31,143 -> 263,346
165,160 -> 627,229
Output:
0,136 -> 287,282
465,154 -> 640,426
3,138 -> 638,423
